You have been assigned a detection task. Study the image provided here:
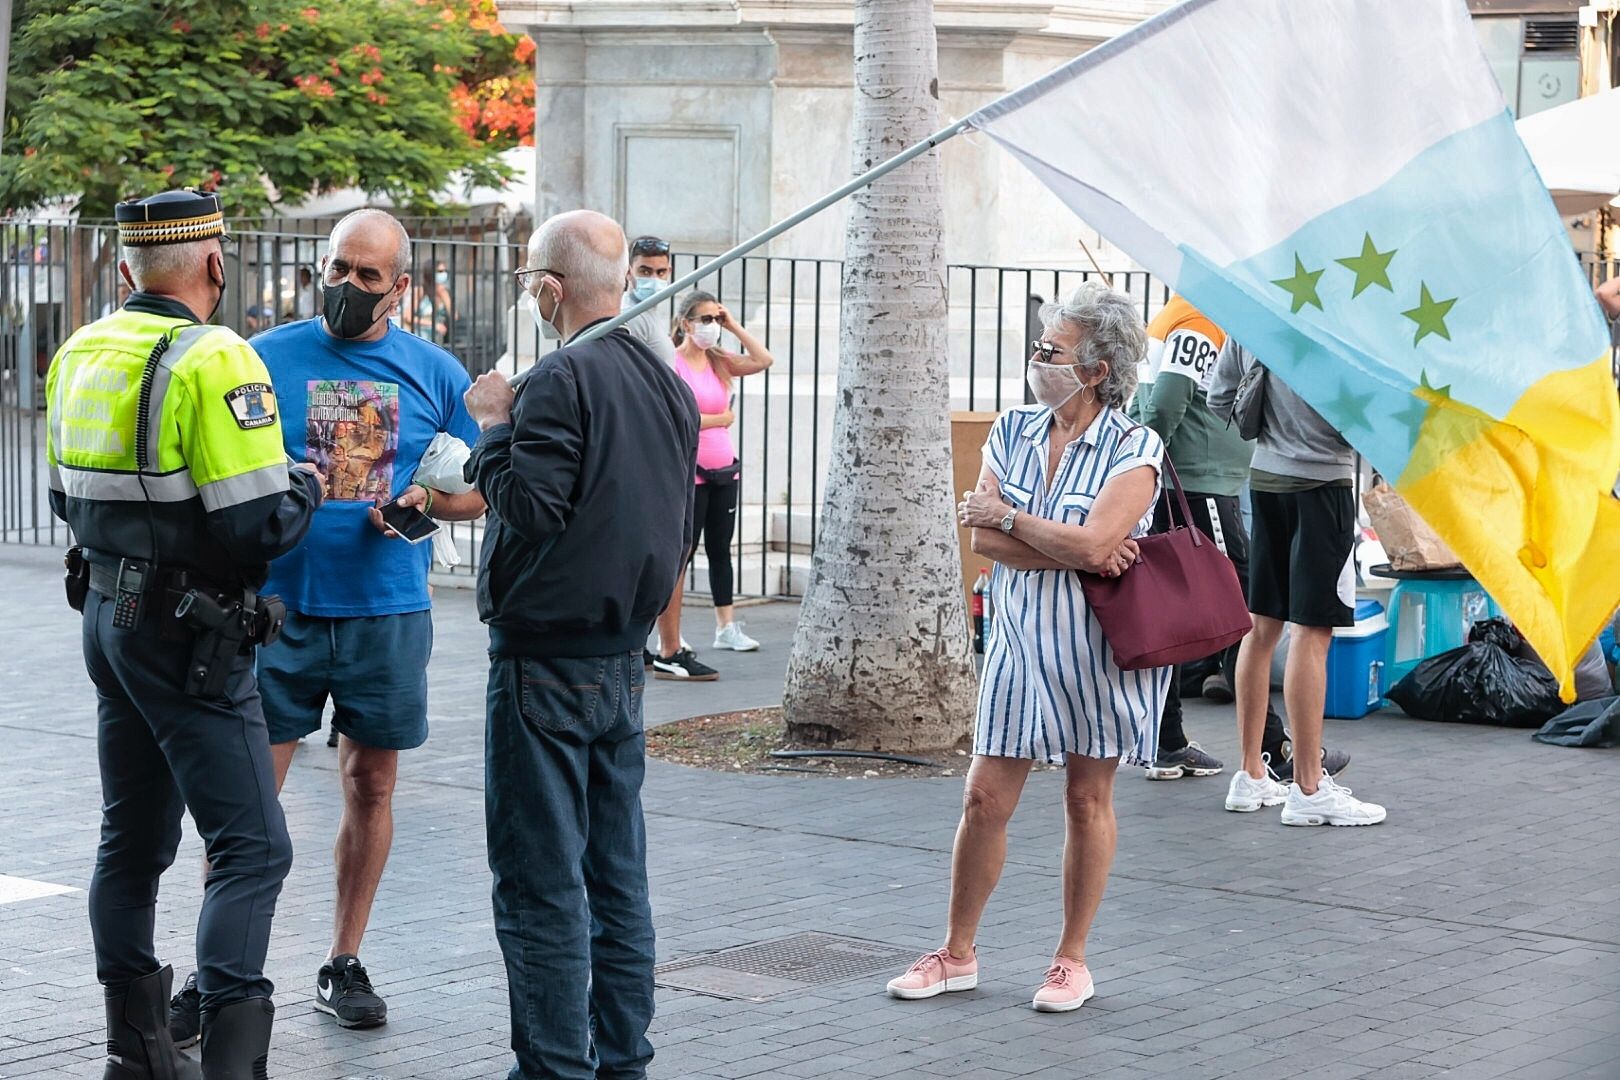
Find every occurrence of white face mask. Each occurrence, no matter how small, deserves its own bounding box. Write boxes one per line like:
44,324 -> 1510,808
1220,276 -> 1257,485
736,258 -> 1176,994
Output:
689,322 -> 722,350
525,283 -> 562,340
1026,359 -> 1086,409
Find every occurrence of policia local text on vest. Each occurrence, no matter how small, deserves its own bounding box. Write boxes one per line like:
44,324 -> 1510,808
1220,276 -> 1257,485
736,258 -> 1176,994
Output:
45,189 -> 324,1080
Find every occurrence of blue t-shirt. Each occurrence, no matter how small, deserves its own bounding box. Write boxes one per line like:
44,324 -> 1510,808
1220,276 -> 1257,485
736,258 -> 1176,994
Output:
253,319 -> 479,617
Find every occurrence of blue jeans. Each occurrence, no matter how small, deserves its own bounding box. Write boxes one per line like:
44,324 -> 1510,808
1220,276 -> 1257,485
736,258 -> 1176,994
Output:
486,651 -> 655,1080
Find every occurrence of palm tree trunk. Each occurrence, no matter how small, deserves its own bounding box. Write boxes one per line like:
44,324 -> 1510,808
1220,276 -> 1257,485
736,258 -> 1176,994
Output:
781,0 -> 977,752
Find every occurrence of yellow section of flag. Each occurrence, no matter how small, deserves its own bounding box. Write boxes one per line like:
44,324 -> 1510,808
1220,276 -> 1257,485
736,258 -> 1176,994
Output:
1400,355 -> 1620,700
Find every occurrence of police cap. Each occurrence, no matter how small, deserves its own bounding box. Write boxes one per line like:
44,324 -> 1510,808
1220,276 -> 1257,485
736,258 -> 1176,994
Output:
115,189 -> 226,247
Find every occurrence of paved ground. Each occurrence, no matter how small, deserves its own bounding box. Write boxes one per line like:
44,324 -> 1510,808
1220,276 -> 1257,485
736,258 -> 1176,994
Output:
2,542 -> 1619,1080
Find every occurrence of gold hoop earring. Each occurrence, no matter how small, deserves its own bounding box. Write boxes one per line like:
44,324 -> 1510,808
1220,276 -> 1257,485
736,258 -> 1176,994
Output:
1081,384 -> 1097,406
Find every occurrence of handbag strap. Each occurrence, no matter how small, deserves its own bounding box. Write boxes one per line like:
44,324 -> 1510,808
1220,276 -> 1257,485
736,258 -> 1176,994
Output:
1120,423 -> 1200,547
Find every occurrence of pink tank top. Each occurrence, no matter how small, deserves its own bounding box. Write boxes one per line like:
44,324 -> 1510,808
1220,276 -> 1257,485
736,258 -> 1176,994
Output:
674,352 -> 736,483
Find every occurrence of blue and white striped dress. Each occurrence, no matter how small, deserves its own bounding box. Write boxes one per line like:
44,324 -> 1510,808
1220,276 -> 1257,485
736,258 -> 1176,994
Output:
974,405 -> 1172,766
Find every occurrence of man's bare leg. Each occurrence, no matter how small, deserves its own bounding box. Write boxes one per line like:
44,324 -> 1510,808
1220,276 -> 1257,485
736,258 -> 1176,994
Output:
1236,616 -> 1285,779
1282,626 -> 1332,795
330,738 -> 398,959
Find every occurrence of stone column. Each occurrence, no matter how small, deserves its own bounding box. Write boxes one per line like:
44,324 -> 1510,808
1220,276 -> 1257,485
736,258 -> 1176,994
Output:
533,30 -> 587,221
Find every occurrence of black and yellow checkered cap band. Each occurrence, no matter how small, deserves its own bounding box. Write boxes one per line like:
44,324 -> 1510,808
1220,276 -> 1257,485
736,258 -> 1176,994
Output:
115,190 -> 226,247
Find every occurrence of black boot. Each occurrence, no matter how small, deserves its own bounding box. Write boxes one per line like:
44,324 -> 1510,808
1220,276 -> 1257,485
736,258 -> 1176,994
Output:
103,965 -> 202,1080
200,998 -> 273,1080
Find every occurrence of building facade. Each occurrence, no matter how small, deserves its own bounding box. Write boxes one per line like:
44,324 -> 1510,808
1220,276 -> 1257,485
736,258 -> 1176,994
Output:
495,0 -> 1176,268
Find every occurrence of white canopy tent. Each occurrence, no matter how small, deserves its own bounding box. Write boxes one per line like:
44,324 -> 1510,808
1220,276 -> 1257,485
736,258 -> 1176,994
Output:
270,145 -> 536,220
1516,86 -> 1620,218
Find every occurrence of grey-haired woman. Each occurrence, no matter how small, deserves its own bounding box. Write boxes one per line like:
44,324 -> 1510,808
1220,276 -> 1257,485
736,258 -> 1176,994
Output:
886,281 -> 1170,1014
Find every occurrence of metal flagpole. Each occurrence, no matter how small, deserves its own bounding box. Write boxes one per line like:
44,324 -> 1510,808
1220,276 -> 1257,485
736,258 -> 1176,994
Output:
518,115 -> 973,371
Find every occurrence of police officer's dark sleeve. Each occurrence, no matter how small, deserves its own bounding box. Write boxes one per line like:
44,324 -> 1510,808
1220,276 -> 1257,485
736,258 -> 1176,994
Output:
204,467 -> 322,563
468,363 -> 582,545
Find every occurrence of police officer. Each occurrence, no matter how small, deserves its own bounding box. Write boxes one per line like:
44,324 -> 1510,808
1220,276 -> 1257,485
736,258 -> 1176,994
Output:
46,190 -> 325,1079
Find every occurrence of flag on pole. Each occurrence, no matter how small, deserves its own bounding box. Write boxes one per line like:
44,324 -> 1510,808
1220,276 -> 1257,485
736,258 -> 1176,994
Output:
968,0 -> 1620,698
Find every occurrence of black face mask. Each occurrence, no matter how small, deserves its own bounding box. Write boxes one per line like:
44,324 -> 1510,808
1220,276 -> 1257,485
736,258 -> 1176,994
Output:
322,278 -> 396,339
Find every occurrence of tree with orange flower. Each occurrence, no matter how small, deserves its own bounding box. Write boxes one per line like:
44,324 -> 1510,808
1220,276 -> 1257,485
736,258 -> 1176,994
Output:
0,0 -> 527,217
446,0 -> 536,148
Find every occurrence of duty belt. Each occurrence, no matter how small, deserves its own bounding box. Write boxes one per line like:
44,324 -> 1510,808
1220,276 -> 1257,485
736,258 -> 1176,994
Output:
80,556 -> 286,697
87,561 -> 235,601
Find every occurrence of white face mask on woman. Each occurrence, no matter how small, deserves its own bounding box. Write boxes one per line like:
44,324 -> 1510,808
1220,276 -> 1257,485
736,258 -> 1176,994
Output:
689,322 -> 722,350
1026,359 -> 1086,409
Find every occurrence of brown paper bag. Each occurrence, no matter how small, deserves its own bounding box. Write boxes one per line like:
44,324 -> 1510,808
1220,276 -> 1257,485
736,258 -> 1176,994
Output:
1361,481 -> 1461,571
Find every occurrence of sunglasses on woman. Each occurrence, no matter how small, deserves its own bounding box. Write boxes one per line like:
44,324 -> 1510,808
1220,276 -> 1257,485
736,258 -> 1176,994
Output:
689,314 -> 722,325
1029,340 -> 1079,363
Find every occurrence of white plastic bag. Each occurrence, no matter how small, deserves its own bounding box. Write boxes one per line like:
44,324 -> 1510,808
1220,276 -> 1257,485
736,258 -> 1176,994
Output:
412,433 -> 474,569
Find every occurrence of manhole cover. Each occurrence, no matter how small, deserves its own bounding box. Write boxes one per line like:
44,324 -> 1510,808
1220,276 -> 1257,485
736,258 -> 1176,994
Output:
655,932 -> 916,1002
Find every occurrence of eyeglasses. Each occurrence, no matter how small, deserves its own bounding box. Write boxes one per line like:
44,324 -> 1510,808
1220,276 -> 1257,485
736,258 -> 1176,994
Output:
514,266 -> 565,288
689,314 -> 721,325
630,237 -> 671,256
1030,340 -> 1078,364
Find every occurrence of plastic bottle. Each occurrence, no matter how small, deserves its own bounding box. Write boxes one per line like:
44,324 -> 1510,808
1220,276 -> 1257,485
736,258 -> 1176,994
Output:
972,567 -> 991,653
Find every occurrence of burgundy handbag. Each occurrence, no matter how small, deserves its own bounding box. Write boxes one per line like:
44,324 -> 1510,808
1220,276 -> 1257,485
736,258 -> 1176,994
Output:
1079,453 -> 1253,671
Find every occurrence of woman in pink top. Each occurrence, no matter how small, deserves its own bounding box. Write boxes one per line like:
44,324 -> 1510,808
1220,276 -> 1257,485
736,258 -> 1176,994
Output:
651,291 -> 775,680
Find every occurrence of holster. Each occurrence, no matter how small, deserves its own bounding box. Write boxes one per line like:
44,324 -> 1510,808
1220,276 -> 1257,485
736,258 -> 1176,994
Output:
175,589 -> 249,698
63,547 -> 89,612
173,588 -> 284,698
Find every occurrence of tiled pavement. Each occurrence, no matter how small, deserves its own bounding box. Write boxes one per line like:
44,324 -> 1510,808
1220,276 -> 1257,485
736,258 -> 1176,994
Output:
2,542 -> 1618,1079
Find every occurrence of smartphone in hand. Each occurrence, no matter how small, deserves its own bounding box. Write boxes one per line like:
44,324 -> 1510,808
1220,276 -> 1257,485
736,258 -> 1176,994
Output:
379,499 -> 441,544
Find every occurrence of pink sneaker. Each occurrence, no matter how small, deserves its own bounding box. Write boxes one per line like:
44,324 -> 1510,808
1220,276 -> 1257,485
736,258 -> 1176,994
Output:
1031,956 -> 1094,1013
885,947 -> 978,1000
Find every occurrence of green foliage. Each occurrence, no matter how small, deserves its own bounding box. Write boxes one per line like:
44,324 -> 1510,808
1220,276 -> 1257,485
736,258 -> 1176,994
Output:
1,0 -> 513,217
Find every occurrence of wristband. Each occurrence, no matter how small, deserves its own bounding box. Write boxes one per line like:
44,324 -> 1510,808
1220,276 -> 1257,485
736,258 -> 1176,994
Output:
420,485 -> 434,517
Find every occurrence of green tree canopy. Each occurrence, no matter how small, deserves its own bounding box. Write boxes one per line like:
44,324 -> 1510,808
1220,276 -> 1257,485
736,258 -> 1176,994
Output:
2,0 -> 512,217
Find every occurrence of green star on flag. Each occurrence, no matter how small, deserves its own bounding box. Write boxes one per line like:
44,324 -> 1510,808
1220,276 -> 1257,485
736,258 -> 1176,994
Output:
1327,382 -> 1376,433
1272,254 -> 1325,313
1402,283 -> 1456,344
1335,234 -> 1396,297
1390,392 -> 1431,442
1418,369 -> 1453,400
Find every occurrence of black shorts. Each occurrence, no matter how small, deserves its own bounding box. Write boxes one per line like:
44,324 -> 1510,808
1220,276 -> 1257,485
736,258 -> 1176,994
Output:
1248,484 -> 1356,628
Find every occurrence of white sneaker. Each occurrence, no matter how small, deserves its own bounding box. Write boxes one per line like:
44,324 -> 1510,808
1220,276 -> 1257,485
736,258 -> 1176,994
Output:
1280,774 -> 1387,827
1225,768 -> 1289,812
713,622 -> 760,652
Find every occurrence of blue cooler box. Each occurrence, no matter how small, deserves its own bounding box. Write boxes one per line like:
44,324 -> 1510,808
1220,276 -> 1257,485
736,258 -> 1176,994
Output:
1325,599 -> 1387,719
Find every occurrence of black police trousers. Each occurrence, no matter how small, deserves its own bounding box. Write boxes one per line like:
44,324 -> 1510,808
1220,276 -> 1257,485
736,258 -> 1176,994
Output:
81,589 -> 292,1012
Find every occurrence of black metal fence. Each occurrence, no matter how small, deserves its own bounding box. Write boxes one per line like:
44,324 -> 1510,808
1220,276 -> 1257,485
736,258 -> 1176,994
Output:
0,219 -> 1166,597
5,219 -> 1614,599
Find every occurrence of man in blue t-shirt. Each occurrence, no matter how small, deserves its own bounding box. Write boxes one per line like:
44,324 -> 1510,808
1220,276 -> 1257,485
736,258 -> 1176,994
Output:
168,209 -> 484,1042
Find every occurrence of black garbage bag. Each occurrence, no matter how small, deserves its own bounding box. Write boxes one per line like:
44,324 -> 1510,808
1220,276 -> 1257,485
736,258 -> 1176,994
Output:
1468,617 -> 1522,652
1533,697 -> 1620,748
1387,631 -> 1563,728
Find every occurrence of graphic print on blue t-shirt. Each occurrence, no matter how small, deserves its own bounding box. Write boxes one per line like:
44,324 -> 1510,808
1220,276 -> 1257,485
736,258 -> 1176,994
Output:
306,379 -> 399,502
252,318 -> 479,618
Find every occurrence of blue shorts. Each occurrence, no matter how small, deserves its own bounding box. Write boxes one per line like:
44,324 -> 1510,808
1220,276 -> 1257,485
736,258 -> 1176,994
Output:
258,610 -> 433,750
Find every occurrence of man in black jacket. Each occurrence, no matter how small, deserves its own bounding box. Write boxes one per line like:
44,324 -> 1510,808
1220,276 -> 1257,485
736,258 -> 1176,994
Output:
464,209 -> 698,1080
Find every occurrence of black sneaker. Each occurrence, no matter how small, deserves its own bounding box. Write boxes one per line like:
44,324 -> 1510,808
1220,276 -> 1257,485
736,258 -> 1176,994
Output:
1272,746 -> 1350,782
1200,673 -> 1235,704
651,648 -> 719,682
167,970 -> 200,1048
315,955 -> 387,1029
1145,742 -> 1225,781
644,648 -> 658,670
